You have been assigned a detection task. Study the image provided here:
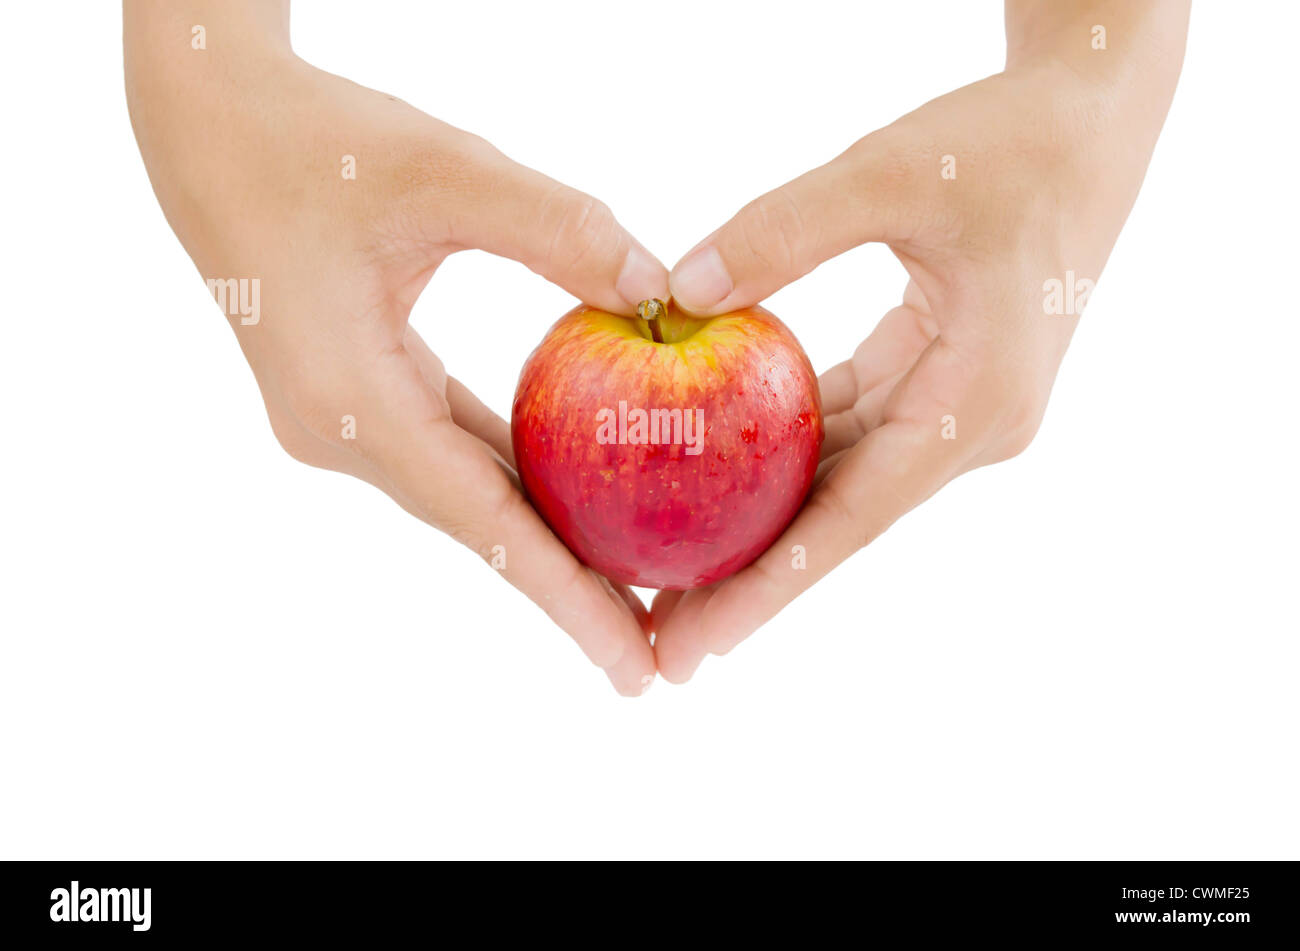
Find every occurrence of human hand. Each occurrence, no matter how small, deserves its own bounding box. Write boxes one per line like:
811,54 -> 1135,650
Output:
650,0 -> 1190,681
124,1 -> 668,694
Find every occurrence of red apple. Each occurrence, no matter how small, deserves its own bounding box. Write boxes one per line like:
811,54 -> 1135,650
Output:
511,299 -> 823,590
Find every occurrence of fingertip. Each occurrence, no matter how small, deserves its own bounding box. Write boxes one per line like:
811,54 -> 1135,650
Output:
602,644 -> 658,696
669,245 -> 733,314
604,671 -> 657,698
616,242 -> 670,313
629,672 -> 657,696
700,607 -> 758,659
651,588 -> 712,683
579,631 -> 627,671
657,650 -> 706,685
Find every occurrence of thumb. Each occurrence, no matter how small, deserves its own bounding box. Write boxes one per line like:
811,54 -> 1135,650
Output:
455,157 -> 668,316
670,137 -> 915,315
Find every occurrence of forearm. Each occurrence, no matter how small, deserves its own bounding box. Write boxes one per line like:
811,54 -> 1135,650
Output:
124,1 -> 299,268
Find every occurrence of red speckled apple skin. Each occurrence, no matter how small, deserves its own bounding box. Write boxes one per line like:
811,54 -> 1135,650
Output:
511,303 -> 824,590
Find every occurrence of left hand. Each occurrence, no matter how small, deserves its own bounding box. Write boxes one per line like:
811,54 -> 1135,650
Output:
650,1 -> 1190,682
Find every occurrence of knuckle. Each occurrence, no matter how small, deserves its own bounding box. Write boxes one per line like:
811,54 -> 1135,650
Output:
278,370 -> 325,424
438,516 -> 486,555
987,373 -> 1049,461
267,408 -> 325,467
436,479 -> 519,558
999,406 -> 1046,460
453,130 -> 503,165
738,190 -> 806,273
278,366 -> 347,448
543,188 -> 620,273
810,483 -> 873,552
846,135 -> 917,196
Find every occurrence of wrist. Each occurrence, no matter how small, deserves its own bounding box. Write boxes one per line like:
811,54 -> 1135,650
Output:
124,1 -> 296,107
1004,1 -> 1188,111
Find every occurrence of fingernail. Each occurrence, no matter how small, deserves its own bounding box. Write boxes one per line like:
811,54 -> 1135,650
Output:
639,674 -> 655,695
616,243 -> 668,311
670,246 -> 732,313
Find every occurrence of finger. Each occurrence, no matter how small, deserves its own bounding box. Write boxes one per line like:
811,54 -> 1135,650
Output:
668,133 -> 923,315
654,336 -> 985,683
344,347 -> 657,687
599,579 -> 657,696
452,156 -> 668,315
819,281 -> 936,418
404,328 -> 651,692
821,410 -> 871,460
820,300 -> 940,457
649,589 -> 686,634
612,583 -> 651,634
446,376 -> 513,466
849,300 -> 940,397
813,448 -> 849,487
605,652 -> 656,696
817,360 -> 860,417
650,588 -> 713,683
402,325 -> 515,465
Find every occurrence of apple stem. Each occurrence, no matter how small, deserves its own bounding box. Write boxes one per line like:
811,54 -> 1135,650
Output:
637,298 -> 667,344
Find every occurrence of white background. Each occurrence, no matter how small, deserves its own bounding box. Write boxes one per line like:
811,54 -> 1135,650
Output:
1,1 -> 1296,859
